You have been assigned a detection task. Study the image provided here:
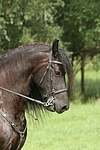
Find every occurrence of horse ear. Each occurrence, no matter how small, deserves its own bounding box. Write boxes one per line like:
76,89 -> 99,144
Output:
52,39 -> 59,57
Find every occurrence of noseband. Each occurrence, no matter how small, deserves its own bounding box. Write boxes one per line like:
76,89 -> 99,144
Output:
38,48 -> 67,107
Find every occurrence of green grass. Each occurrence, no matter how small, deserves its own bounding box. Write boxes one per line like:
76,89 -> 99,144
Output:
22,103 -> 100,150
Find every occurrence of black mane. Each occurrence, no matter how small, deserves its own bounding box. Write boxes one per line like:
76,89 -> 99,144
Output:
58,49 -> 74,96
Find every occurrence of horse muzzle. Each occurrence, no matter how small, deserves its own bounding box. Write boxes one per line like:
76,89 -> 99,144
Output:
44,96 -> 69,114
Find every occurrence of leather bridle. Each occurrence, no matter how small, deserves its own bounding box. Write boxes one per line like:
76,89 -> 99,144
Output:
38,48 -> 67,107
0,48 -> 67,150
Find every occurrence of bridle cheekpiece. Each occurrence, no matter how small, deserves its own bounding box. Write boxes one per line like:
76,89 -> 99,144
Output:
38,47 -> 67,107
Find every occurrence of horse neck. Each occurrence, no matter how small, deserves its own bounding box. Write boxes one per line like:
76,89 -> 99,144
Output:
0,47 -> 49,123
0,47 -> 49,101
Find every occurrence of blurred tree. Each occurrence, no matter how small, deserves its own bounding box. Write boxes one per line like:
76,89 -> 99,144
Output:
0,0 -> 63,52
54,0 -> 100,96
0,0 -> 28,50
20,0 -> 64,44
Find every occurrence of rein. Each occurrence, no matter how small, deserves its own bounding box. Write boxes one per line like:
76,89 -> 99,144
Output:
0,86 -> 47,106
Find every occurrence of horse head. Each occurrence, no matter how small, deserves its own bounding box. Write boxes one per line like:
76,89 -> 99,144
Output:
31,39 -> 74,114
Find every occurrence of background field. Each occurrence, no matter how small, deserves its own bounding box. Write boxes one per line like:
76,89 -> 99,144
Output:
22,102 -> 100,150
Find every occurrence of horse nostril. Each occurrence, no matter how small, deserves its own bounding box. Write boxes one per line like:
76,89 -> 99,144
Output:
61,105 -> 69,112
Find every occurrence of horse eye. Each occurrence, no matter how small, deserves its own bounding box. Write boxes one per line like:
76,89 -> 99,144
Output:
55,70 -> 62,76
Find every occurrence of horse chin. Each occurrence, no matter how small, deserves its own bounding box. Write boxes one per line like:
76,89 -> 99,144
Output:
46,105 -> 65,114
46,106 -> 55,112
45,105 -> 65,114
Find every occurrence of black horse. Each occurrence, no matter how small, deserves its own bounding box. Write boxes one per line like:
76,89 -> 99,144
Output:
0,39 -> 74,150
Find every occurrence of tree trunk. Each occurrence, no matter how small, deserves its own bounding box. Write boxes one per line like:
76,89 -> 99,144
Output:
80,54 -> 85,96
71,54 -> 74,67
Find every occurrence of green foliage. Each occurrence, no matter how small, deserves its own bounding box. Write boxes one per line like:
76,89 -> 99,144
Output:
58,0 -> 100,55
0,0 -> 27,49
1,0 -> 100,56
0,0 -> 63,52
54,0 -> 100,96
